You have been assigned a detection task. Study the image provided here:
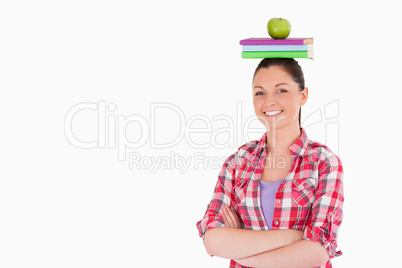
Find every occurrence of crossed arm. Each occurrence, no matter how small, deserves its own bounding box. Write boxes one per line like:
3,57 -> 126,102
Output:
204,205 -> 329,268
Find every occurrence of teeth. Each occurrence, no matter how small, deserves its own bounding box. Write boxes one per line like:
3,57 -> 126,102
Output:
264,110 -> 282,116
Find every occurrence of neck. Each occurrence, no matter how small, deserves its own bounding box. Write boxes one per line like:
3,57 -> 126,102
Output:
266,124 -> 301,155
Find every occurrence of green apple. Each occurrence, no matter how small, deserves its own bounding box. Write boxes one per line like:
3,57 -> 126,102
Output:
267,17 -> 291,39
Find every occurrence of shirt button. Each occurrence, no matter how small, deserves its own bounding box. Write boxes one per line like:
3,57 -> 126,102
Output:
274,221 -> 279,225
328,212 -> 333,217
276,199 -> 281,203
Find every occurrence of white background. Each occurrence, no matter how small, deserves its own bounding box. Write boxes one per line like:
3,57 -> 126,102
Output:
1,0 -> 401,267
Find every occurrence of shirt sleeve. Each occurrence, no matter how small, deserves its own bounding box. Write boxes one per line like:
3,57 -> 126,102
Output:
302,152 -> 344,259
196,154 -> 237,239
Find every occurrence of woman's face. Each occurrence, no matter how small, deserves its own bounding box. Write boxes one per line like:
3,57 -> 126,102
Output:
252,66 -> 308,130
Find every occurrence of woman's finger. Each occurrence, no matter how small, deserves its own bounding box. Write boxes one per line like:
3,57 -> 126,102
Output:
222,207 -> 230,226
231,207 -> 241,227
229,207 -> 240,227
224,205 -> 235,227
225,205 -> 240,228
230,207 -> 240,228
228,207 -> 240,228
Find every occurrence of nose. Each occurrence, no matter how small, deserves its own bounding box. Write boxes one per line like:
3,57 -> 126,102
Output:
262,93 -> 277,108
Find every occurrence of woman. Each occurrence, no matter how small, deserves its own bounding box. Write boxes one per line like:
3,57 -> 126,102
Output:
196,58 -> 344,268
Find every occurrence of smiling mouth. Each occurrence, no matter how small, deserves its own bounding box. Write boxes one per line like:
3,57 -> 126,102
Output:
264,110 -> 283,117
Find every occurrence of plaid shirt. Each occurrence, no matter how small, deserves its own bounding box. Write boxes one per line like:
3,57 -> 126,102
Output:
196,128 -> 344,268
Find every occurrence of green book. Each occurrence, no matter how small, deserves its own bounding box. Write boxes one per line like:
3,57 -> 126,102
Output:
241,50 -> 314,59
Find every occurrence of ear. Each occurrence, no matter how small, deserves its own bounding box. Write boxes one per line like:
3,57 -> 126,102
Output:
300,87 -> 308,106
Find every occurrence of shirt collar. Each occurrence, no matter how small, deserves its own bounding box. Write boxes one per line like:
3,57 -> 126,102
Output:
254,128 -> 311,157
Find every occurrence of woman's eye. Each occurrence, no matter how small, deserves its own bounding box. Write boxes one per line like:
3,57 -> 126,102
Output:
277,89 -> 287,94
255,92 -> 263,96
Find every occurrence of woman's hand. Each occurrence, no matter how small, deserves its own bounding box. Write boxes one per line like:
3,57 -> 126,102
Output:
222,205 -> 242,228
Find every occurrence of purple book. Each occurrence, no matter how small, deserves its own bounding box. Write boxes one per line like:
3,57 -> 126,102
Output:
239,37 -> 313,46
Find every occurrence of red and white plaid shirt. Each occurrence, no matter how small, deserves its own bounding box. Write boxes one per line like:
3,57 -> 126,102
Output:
196,128 -> 344,268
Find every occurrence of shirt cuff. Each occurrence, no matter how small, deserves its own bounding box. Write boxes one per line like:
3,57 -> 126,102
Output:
303,225 -> 342,259
197,217 -> 225,238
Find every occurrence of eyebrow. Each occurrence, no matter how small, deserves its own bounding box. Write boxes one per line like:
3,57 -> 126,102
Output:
275,83 -> 290,87
253,83 -> 290,91
253,86 -> 263,91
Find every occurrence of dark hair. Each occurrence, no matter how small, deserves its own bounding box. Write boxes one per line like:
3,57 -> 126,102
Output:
253,58 -> 305,127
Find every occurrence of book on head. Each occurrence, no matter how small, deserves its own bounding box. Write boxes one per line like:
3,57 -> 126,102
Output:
242,44 -> 313,52
239,38 -> 313,46
241,50 -> 314,60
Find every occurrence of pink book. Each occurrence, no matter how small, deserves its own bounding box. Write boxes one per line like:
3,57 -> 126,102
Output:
239,37 -> 313,45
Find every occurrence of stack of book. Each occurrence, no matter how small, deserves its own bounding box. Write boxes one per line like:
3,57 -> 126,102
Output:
239,38 -> 314,59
